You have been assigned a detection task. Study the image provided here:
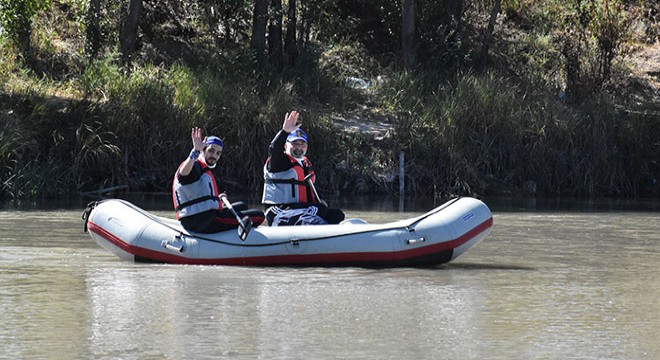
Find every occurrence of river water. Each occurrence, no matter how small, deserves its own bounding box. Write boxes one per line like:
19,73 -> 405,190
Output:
1,195 -> 659,359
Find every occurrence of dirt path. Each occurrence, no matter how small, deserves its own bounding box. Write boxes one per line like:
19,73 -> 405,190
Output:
630,43 -> 660,80
616,43 -> 660,107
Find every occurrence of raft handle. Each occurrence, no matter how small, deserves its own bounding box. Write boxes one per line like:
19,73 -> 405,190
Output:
164,243 -> 184,253
163,234 -> 185,253
405,237 -> 426,245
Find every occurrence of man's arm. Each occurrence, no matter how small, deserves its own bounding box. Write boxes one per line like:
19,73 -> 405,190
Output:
266,111 -> 300,173
266,130 -> 291,172
177,161 -> 202,185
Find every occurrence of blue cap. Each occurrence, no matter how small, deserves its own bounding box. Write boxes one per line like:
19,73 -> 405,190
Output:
287,129 -> 308,143
205,136 -> 224,149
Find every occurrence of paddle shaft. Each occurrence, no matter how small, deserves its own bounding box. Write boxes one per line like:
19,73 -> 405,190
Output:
304,173 -> 323,204
219,195 -> 251,240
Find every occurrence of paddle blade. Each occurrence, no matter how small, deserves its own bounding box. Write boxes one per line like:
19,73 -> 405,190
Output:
238,216 -> 253,241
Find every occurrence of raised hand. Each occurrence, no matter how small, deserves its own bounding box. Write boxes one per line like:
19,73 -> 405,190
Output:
282,111 -> 300,133
191,127 -> 205,151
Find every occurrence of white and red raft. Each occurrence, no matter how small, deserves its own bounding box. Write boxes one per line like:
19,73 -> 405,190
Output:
83,197 -> 493,268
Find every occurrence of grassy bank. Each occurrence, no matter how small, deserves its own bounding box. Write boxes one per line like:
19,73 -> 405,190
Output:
385,71 -> 659,197
1,1 -> 659,201
0,40 -> 364,199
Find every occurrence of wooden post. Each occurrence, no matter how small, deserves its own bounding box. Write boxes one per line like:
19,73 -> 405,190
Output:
399,151 -> 405,212
399,151 -> 405,197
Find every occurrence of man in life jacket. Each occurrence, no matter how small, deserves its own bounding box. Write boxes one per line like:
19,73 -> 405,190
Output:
262,110 -> 345,226
173,127 -> 265,233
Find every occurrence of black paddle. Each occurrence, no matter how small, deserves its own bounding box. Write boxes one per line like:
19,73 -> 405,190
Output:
304,173 -> 325,205
219,195 -> 253,241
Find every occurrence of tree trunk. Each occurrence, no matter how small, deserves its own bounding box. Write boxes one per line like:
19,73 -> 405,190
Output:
298,0 -> 313,45
119,0 -> 143,65
17,24 -> 31,57
284,0 -> 297,67
202,1 -> 221,47
402,0 -> 416,71
13,1 -> 32,57
445,0 -> 464,67
268,0 -> 283,70
298,0 -> 307,44
86,0 -> 102,62
478,0 -> 500,69
251,0 -> 269,66
447,0 -> 464,38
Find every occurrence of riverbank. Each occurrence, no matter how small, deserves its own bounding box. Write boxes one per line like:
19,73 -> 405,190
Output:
1,1 -> 658,200
3,191 -> 660,215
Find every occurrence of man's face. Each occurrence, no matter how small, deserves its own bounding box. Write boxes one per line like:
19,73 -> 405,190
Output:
203,144 -> 223,166
286,140 -> 307,159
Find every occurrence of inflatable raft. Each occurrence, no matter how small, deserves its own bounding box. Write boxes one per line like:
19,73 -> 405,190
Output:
82,197 -> 493,267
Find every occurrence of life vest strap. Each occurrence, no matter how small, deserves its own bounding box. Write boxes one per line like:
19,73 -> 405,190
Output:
175,195 -> 218,211
265,178 -> 310,196
265,178 -> 308,186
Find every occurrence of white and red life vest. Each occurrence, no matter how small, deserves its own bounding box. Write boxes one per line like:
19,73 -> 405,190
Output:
262,154 -> 316,205
172,159 -> 221,219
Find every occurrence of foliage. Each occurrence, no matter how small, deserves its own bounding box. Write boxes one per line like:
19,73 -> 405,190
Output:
0,0 -> 658,200
0,0 -> 50,50
555,0 -> 631,102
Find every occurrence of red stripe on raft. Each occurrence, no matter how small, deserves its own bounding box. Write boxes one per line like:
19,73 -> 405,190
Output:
87,217 -> 493,266
88,221 -> 196,264
88,221 -> 132,254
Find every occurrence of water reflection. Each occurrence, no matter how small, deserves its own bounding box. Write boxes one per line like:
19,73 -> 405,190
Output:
84,266 -> 484,359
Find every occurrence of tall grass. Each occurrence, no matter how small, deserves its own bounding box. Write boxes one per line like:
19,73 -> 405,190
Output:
78,57 -> 271,193
382,69 -> 659,197
0,46 -> 349,200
